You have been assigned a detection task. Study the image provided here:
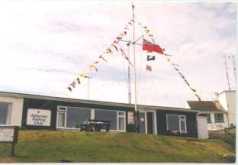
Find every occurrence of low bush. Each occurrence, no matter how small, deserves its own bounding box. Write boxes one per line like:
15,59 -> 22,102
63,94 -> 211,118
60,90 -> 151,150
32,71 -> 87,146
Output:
224,128 -> 236,149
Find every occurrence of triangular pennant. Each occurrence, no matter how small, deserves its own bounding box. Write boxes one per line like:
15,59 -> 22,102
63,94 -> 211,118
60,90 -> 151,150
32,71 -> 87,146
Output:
67,86 -> 72,91
146,64 -> 152,71
99,55 -> 107,62
94,61 -> 99,65
90,64 -> 98,72
70,81 -> 76,88
106,48 -> 112,54
80,73 -> 89,79
76,77 -> 81,84
145,29 -> 150,33
112,44 -> 118,51
113,40 -> 119,44
116,36 -> 122,40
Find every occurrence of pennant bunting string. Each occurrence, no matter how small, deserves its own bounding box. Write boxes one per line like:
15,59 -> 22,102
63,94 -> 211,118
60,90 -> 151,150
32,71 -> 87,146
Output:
165,56 -> 202,101
67,19 -> 133,91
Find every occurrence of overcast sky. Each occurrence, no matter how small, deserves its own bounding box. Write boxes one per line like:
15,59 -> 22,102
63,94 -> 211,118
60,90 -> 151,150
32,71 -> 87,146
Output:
0,1 -> 236,107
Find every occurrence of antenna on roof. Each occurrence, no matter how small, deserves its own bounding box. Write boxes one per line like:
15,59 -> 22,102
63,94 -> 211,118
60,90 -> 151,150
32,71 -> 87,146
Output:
231,54 -> 237,89
224,54 -> 231,90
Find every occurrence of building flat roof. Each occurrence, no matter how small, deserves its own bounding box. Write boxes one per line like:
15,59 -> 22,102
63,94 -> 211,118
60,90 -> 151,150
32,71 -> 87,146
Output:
187,100 -> 226,112
218,90 -> 236,95
0,91 -> 199,113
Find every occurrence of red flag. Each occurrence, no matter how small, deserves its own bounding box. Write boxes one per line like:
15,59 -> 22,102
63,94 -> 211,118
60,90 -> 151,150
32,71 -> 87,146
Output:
142,39 -> 165,54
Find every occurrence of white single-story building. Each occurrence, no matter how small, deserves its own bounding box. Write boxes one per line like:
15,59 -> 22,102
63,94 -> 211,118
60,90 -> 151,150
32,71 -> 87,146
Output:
187,101 -> 229,131
217,90 -> 236,127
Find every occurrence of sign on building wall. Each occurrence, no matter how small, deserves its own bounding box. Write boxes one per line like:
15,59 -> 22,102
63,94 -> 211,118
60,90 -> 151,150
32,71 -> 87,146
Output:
127,112 -> 134,124
27,109 -> 51,126
0,127 -> 15,142
0,126 -> 19,156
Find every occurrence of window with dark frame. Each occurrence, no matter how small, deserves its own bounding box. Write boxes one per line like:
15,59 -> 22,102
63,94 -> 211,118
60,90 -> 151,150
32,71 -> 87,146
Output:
0,102 -> 10,125
56,106 -> 126,131
214,113 -> 224,123
166,114 -> 187,134
206,114 -> 211,123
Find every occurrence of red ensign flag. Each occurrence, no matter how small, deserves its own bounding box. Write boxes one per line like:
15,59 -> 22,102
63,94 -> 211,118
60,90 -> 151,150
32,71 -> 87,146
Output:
142,39 -> 165,54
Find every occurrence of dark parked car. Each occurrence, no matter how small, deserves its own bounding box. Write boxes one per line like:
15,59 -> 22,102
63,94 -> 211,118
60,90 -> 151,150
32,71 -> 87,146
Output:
80,120 -> 110,132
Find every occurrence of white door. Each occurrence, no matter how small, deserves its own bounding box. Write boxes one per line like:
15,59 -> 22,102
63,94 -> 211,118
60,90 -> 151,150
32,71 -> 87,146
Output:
179,115 -> 187,134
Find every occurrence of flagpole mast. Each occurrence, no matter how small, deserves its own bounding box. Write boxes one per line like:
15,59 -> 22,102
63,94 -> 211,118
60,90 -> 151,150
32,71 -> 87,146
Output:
127,44 -> 132,104
232,54 -> 237,89
87,77 -> 90,99
132,2 -> 139,132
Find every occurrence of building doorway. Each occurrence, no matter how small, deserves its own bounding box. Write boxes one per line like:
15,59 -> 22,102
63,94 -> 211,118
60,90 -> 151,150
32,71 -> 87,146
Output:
138,111 -> 157,135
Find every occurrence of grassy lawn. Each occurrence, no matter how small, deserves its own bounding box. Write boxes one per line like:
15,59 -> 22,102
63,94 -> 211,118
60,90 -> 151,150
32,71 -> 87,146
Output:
0,130 -> 235,162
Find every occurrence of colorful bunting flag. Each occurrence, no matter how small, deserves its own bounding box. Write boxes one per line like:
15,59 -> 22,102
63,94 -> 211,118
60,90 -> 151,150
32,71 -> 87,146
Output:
112,44 -> 118,51
89,64 -> 98,72
67,19 -> 131,91
146,64 -> 152,71
106,48 -> 112,54
68,86 -> 72,92
94,61 -> 99,64
113,40 -> 119,44
116,36 -> 122,40
145,29 -> 150,33
76,77 -> 80,84
99,55 -> 107,62
120,48 -> 133,66
80,73 -> 89,78
70,81 -> 76,88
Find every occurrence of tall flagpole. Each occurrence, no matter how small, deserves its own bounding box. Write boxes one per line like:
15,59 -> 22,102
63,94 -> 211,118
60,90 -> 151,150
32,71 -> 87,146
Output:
87,77 -> 90,99
127,33 -> 132,104
132,2 -> 139,132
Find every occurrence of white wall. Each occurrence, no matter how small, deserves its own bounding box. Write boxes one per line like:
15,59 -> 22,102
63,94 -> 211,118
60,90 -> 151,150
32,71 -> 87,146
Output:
218,91 -> 236,126
197,116 -> 208,139
207,112 -> 229,130
0,96 -> 24,126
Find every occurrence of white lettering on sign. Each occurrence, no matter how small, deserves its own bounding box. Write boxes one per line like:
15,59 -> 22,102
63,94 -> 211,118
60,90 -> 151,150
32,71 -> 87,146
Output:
0,128 -> 14,142
27,109 -> 51,126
